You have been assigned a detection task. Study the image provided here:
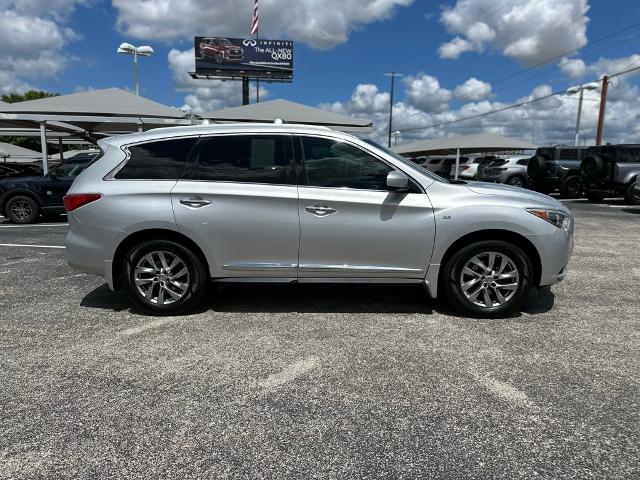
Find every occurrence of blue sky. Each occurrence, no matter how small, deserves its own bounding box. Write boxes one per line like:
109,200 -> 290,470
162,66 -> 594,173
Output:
2,0 -> 640,144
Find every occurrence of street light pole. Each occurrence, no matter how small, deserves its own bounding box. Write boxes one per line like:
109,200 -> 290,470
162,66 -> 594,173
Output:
117,43 -> 154,96
384,72 -> 403,148
567,82 -> 599,146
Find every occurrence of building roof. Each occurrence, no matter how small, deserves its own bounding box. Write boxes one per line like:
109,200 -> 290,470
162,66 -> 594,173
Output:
202,99 -> 372,131
392,132 -> 538,156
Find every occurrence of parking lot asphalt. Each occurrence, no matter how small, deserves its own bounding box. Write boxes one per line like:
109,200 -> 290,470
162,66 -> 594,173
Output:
1,200 -> 639,479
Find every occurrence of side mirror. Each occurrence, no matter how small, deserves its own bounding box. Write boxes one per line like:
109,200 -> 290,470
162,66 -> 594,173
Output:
386,171 -> 409,192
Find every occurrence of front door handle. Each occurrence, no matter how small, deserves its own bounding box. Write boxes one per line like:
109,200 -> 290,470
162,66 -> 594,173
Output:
180,196 -> 211,208
305,204 -> 337,216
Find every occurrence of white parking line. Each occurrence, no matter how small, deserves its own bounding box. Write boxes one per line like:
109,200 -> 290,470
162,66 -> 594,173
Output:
0,243 -> 65,249
0,224 -> 68,228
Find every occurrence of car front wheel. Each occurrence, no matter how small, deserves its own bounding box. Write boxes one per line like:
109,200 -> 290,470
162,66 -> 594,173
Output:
624,181 -> 640,205
6,195 -> 39,224
506,176 -> 525,187
559,175 -> 581,199
123,240 -> 208,315
441,240 -> 533,318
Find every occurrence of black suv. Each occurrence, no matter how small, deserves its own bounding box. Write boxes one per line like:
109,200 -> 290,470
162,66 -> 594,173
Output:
527,146 -> 589,198
0,163 -> 43,180
580,144 -> 640,205
0,152 -> 98,223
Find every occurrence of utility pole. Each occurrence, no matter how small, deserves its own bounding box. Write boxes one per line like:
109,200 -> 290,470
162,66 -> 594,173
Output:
384,72 -> 403,148
242,77 -> 250,105
595,75 -> 609,145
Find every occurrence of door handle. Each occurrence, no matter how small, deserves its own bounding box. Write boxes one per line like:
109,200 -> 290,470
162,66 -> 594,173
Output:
180,196 -> 211,208
305,204 -> 337,216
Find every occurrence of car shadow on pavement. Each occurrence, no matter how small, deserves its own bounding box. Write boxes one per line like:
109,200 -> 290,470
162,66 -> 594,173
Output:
81,282 -> 555,318
622,208 -> 640,214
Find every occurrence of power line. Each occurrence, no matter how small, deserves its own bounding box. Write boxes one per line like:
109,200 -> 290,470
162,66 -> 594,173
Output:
378,64 -> 640,139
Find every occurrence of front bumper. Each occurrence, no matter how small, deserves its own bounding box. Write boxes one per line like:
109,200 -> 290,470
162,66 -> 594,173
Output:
525,221 -> 574,286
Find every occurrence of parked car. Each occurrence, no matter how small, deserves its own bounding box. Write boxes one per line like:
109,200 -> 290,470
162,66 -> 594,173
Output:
65,124 -> 574,318
199,38 -> 244,64
580,144 -> 640,204
0,152 -> 98,223
527,146 -> 589,198
422,155 -> 469,178
457,156 -> 497,180
476,156 -> 530,187
0,163 -> 43,180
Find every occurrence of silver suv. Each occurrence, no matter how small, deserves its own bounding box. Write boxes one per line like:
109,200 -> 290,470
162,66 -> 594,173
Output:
65,124 -> 574,318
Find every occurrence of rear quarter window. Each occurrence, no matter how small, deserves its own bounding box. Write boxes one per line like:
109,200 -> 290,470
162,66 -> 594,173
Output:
116,138 -> 197,180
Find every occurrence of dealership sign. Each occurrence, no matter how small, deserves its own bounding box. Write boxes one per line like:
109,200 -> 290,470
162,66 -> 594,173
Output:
194,37 -> 293,79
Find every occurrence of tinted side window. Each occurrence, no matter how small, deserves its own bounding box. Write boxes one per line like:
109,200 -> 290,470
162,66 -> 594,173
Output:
196,135 -> 292,184
517,159 -> 529,166
560,149 -> 578,160
300,136 -> 392,190
116,138 -> 196,180
618,148 -> 640,163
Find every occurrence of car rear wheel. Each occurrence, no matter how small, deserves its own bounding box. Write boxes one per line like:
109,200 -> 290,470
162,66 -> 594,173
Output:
559,175 -> 581,199
506,175 -> 525,187
624,181 -> 640,205
6,195 -> 39,224
123,240 -> 208,315
441,240 -> 533,318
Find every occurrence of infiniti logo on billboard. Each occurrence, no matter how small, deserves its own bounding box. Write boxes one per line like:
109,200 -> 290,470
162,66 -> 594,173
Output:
243,39 -> 257,47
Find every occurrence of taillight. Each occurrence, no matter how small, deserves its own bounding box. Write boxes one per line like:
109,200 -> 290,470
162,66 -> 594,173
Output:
63,193 -> 101,212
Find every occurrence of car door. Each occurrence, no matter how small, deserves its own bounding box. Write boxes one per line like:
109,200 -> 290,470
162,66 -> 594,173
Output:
171,133 -> 300,279
295,135 -> 435,280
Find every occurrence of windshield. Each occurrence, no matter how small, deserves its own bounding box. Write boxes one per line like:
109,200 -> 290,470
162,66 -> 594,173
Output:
362,139 -> 448,183
217,39 -> 232,45
51,155 -> 97,178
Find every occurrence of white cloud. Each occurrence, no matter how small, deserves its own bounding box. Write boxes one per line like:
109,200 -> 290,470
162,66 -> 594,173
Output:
453,77 -> 492,101
559,57 -> 587,79
0,1 -> 84,93
324,70 -> 640,146
113,0 -> 414,49
439,0 -> 589,66
167,48 -> 267,114
403,74 -> 452,113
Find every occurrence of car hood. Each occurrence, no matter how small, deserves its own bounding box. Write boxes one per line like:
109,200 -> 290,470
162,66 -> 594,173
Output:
465,181 -> 569,212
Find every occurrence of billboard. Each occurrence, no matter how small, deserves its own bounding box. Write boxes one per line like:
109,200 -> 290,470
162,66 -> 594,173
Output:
194,37 -> 293,80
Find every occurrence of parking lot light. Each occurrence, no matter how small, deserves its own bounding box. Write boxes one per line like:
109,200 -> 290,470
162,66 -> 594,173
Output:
567,82 -> 599,146
117,43 -> 154,96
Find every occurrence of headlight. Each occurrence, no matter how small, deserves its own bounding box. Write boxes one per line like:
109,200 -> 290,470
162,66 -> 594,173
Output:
527,208 -> 571,231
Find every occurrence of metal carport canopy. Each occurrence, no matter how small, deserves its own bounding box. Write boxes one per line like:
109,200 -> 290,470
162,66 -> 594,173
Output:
391,132 -> 538,156
202,99 -> 372,132
0,88 -> 194,173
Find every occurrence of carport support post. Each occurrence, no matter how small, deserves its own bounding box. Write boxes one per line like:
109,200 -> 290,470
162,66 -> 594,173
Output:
58,137 -> 64,161
454,148 -> 460,181
39,122 -> 49,176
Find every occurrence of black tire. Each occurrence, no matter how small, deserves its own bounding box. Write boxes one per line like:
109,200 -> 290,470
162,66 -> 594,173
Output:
5,195 -> 39,224
123,239 -> 208,315
586,192 -> 606,203
441,240 -> 533,318
527,155 -> 546,179
506,175 -> 526,187
580,155 -> 604,180
624,181 -> 640,205
214,53 -> 223,64
559,175 -> 581,199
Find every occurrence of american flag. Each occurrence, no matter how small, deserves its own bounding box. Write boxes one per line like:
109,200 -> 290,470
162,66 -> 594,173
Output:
251,0 -> 259,35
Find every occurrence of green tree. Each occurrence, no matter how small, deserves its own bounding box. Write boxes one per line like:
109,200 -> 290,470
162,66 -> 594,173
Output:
0,91 -> 61,154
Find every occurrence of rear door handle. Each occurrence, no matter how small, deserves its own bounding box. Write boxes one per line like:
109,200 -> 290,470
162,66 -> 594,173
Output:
305,204 -> 337,216
180,196 -> 211,208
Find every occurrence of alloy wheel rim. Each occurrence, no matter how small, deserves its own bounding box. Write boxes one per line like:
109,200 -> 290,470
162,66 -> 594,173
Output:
460,251 -> 520,308
11,201 -> 32,221
134,250 -> 190,305
510,178 -> 523,187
